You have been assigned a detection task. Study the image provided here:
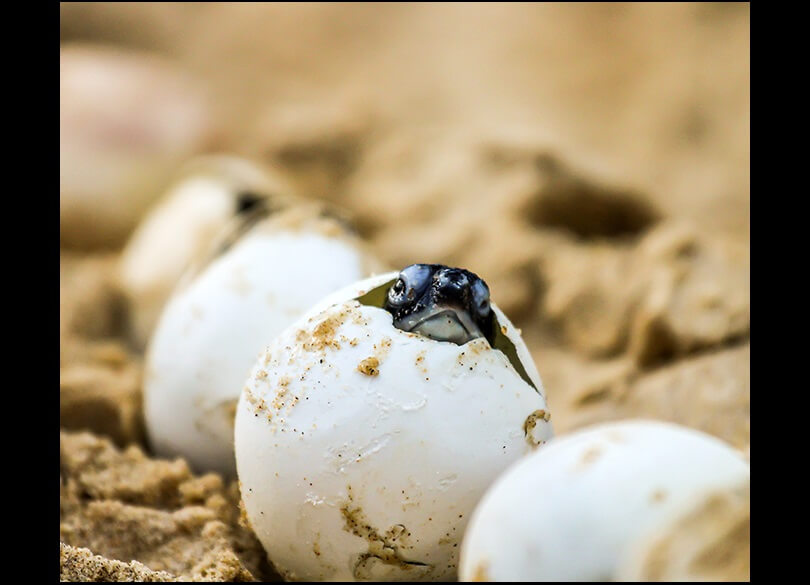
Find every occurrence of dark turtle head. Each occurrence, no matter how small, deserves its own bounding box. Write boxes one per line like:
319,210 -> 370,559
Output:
383,264 -> 493,345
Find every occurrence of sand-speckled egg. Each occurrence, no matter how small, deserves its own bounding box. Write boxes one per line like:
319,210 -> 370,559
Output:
458,420 -> 750,582
235,267 -> 553,581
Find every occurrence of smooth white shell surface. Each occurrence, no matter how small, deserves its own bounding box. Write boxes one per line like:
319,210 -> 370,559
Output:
144,228 -> 373,476
235,272 -> 552,581
458,420 -> 750,582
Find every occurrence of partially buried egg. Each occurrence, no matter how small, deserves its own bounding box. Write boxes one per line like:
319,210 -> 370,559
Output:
119,155 -> 299,350
235,265 -> 553,581
143,202 -> 385,477
458,420 -> 750,582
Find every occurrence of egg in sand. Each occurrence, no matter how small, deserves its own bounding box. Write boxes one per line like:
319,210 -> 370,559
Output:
235,265 -> 553,581
144,202 -> 383,476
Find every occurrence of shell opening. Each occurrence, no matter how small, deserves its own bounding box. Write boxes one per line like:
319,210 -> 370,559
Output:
355,278 -> 538,392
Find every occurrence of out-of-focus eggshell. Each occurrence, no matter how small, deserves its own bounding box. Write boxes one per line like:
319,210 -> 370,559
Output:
458,420 -> 750,582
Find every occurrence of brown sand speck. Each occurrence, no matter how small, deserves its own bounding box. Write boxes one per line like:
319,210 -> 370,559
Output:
522,409 -> 552,447
357,356 -> 381,377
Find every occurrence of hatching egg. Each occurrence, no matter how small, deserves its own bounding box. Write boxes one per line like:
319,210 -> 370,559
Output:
235,265 -> 553,581
143,203 -> 384,477
458,419 -> 750,582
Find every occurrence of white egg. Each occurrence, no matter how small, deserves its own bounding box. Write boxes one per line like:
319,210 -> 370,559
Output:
458,419 -> 750,582
144,206 -> 384,477
235,270 -> 553,581
119,155 -> 298,349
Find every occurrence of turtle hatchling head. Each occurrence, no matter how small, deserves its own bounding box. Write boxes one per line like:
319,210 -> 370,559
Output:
383,263 -> 493,345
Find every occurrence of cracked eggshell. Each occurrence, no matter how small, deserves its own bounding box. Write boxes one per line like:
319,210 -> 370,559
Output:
234,272 -> 553,582
458,420 -> 750,582
144,210 -> 384,477
118,155 -> 298,349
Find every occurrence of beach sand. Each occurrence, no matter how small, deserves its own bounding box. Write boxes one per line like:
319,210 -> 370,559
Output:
60,3 -> 749,580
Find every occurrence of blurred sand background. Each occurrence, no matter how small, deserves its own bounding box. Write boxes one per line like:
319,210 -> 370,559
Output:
60,3 -> 750,581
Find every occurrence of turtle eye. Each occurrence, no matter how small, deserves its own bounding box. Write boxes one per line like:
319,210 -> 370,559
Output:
387,264 -> 433,308
471,280 -> 491,319
387,278 -> 408,306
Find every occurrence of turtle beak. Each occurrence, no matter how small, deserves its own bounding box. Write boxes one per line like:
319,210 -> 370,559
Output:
399,305 -> 486,345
